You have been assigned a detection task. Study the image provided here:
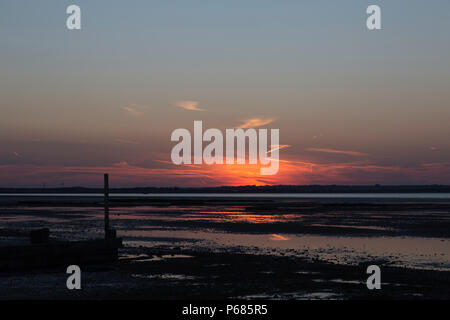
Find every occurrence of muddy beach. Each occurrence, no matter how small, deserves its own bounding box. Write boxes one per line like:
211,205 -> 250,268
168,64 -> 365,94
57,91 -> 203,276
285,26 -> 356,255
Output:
1,194 -> 450,299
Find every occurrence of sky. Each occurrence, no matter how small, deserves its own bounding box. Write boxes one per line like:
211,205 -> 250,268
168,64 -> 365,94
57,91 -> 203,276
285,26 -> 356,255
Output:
1,0 -> 450,187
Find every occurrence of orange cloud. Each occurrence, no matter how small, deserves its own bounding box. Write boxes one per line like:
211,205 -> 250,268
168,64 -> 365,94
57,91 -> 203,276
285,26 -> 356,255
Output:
236,117 -> 277,129
175,100 -> 203,111
1,160 -> 450,187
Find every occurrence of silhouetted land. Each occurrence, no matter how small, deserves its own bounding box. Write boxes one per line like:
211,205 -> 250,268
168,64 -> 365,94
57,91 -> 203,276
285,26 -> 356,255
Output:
1,185 -> 450,194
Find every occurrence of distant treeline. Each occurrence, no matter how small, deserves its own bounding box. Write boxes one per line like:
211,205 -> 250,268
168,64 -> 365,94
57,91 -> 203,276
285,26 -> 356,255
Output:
1,185 -> 450,194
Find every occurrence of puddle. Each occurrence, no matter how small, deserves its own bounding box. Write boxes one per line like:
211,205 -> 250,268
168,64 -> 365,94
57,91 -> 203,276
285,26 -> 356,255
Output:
131,273 -> 196,281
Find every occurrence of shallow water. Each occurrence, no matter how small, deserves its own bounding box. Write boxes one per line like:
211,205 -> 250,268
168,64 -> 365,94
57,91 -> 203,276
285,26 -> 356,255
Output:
1,199 -> 449,272
122,229 -> 450,271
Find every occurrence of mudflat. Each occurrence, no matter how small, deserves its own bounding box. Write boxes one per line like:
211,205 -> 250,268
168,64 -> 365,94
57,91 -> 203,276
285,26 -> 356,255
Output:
0,195 -> 449,299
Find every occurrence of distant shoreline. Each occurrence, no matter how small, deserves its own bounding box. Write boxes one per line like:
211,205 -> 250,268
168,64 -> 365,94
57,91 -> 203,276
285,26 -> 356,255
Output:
0,185 -> 450,194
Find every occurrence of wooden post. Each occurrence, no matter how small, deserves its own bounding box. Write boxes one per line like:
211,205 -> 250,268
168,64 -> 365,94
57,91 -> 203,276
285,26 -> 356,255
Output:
104,173 -> 109,239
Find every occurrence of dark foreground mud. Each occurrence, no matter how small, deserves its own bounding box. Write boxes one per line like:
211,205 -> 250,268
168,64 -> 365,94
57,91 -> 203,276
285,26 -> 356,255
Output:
1,245 -> 450,300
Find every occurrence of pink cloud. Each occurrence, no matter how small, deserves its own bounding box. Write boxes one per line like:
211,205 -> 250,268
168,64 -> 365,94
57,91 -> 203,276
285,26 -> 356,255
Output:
175,100 -> 204,111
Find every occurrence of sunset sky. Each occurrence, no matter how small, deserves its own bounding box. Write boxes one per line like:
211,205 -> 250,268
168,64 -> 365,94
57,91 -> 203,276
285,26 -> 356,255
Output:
1,1 -> 450,187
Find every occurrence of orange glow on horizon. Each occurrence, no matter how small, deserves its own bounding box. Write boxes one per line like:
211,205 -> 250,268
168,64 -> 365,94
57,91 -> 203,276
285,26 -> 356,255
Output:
1,157 -> 450,187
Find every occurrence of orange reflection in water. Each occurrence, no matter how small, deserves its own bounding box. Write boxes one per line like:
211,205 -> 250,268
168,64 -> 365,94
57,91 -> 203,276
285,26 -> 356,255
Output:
222,214 -> 298,224
269,234 -> 290,241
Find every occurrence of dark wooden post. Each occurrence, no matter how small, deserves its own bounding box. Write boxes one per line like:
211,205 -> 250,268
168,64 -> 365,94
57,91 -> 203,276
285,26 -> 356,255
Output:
104,173 -> 109,239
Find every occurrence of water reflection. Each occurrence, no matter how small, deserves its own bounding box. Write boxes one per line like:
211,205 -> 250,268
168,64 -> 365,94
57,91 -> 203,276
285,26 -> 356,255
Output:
1,202 -> 449,272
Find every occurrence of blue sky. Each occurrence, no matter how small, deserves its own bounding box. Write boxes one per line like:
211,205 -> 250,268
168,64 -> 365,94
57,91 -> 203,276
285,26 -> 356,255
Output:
1,1 -> 449,186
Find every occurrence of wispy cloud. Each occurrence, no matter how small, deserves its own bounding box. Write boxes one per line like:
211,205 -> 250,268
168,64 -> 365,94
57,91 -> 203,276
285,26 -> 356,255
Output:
123,104 -> 145,116
236,117 -> 277,129
113,161 -> 131,168
267,144 -> 291,154
175,100 -> 204,111
306,148 -> 368,157
2,160 -> 450,188
313,133 -> 323,139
